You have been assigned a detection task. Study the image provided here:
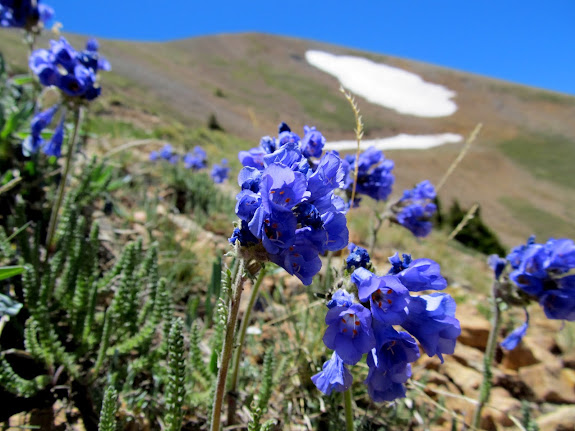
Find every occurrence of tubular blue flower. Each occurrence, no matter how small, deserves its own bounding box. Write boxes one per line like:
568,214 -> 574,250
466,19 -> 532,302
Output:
372,325 -> 420,371
211,159 -> 230,183
159,144 -> 174,160
301,125 -> 325,158
29,49 -> 59,87
50,37 -> 77,72
30,104 -> 59,137
307,151 -> 346,200
501,310 -> 529,350
327,289 -> 355,309
392,181 -> 437,238
323,301 -> 375,365
488,254 -> 507,281
235,191 -> 261,222
311,352 -> 353,395
401,293 -> 461,363
346,243 -> 371,271
0,0 -> 53,29
237,166 -> 262,193
59,64 -> 96,97
388,252 -> 412,275
544,238 -> 575,272
365,349 -> 409,402
538,277 -> 575,321
183,145 -> 207,170
401,180 -> 436,201
395,202 -> 436,238
507,235 -> 536,269
42,113 -> 65,158
343,146 -> 395,203
22,134 -> 43,157
229,220 -> 259,247
249,204 -> 297,255
395,257 -> 447,292
269,238 -> 322,286
29,36 -> 109,101
352,268 -> 410,325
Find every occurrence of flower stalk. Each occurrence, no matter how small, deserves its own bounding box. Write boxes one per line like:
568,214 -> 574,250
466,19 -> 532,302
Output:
210,258 -> 247,431
471,280 -> 502,429
227,265 -> 267,425
45,106 -> 83,252
343,388 -> 355,431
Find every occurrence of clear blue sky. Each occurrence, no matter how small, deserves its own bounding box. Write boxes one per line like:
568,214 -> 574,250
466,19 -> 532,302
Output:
47,0 -> 575,95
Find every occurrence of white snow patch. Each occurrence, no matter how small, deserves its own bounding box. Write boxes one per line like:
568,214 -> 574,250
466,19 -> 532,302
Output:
325,133 -> 463,152
305,50 -> 458,118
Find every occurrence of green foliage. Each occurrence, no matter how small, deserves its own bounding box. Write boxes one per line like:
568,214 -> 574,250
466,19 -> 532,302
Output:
207,112 -> 224,131
0,265 -> 24,280
499,133 -> 575,189
98,386 -> 119,431
499,196 -> 575,239
447,200 -> 506,256
248,348 -> 276,431
0,354 -> 49,397
521,401 -> 539,431
164,318 -> 187,431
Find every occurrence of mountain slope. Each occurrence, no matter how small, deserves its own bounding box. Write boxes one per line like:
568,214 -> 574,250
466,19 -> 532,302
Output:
1,30 -> 574,246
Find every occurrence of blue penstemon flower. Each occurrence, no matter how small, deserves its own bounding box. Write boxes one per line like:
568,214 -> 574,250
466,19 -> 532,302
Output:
183,145 -> 207,170
341,146 -> 395,207
390,180 -> 437,238
25,37 -> 110,158
0,0 -> 54,30
211,159 -> 230,183
313,252 -> 460,402
489,236 -> 575,350
230,122 -> 349,285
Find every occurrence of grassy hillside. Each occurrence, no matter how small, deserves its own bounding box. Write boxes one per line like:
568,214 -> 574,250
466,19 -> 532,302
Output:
1,29 -> 574,247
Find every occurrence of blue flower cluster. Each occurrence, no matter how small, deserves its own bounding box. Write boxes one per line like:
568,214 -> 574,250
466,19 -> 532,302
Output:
391,180 -> 437,238
210,159 -> 230,184
183,146 -> 207,170
342,147 -> 395,206
488,236 -> 575,350
0,0 -> 53,30
313,252 -> 460,402
30,37 -> 110,101
149,144 -> 229,183
230,122 -> 349,285
22,103 -> 62,157
239,122 -> 326,170
150,144 -> 179,164
24,38 -> 110,157
346,242 -> 371,272
508,236 -> 575,319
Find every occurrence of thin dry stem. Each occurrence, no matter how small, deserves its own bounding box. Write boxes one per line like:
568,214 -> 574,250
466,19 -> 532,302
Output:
340,86 -> 364,208
447,202 -> 479,241
436,123 -> 482,193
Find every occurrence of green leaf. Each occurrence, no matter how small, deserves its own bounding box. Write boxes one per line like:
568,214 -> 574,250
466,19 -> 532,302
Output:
0,266 -> 24,281
16,130 -> 55,140
10,75 -> 34,85
0,293 -> 22,316
209,350 -> 219,375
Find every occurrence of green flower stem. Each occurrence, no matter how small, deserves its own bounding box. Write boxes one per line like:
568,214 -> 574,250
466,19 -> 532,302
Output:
369,208 -> 392,257
210,258 -> 246,431
227,265 -> 267,425
343,388 -> 354,431
45,106 -> 83,252
471,280 -> 501,429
